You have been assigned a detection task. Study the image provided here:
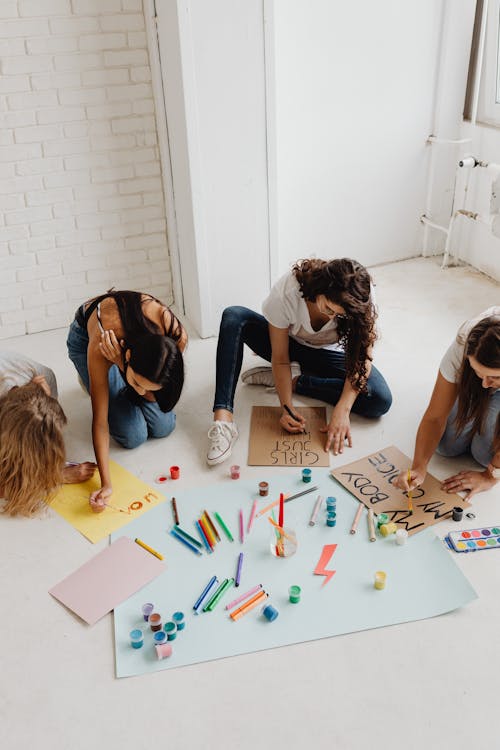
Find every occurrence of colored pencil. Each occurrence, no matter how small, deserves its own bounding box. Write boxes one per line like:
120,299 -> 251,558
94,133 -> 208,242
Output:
170,528 -> 202,555
173,524 -> 203,548
193,575 -> 218,613
367,509 -> 376,542
203,509 -> 221,541
235,552 -> 244,587
199,515 -> 216,548
350,503 -> 363,534
225,584 -> 262,610
171,496 -> 179,525
309,495 -> 323,526
203,578 -> 234,612
256,485 -> 319,517
278,492 -> 284,528
247,499 -> 258,533
230,590 -> 268,621
214,511 -> 234,542
134,537 -> 164,560
196,519 -> 212,552
239,509 -> 244,543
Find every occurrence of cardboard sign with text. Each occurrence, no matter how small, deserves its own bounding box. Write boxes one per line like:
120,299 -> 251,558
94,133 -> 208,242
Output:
248,405 -> 329,467
330,445 -> 470,536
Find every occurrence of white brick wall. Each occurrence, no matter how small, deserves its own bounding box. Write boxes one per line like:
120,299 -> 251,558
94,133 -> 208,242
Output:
0,0 -> 172,339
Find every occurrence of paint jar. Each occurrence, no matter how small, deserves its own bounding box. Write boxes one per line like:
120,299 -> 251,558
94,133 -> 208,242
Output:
395,529 -> 408,545
155,642 -> 173,660
379,522 -> 398,537
289,585 -> 301,604
374,571 -> 387,590
452,506 -> 463,522
170,465 -> 180,480
326,511 -> 337,528
149,612 -> 162,632
141,602 -> 154,621
302,468 -> 312,483
259,481 -> 269,496
230,464 -> 240,480
376,513 -> 389,529
326,497 -> 336,509
172,611 -> 185,631
129,628 -> 144,649
153,631 -> 167,645
164,621 -> 177,640
261,604 -> 279,622
270,527 -> 298,558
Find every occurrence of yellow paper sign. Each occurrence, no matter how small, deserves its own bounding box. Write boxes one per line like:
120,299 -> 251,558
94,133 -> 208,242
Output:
50,460 -> 166,543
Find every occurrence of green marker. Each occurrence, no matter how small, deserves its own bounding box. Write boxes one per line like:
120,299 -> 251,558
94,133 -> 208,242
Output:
203,578 -> 234,612
173,524 -> 203,549
214,511 -> 234,542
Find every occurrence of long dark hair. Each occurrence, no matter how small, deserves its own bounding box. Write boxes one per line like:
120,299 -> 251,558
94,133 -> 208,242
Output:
293,258 -> 377,390
455,316 -> 500,436
125,334 -> 184,413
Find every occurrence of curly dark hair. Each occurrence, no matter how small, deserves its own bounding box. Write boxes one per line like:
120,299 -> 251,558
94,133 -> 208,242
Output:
292,258 -> 377,390
455,316 -> 500,438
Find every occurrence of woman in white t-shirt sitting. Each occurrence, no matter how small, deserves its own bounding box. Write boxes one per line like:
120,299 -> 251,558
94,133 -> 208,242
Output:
207,258 -> 392,465
395,309 -> 500,499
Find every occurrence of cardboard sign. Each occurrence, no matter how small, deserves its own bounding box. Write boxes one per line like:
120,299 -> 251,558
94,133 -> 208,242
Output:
330,445 -> 470,536
247,406 -> 329,467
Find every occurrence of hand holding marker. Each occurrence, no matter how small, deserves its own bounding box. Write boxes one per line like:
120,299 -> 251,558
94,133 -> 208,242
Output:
283,404 -> 306,433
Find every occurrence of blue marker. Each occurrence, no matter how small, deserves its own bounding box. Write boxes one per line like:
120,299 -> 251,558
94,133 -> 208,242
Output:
170,528 -> 203,555
196,520 -> 213,553
193,575 -> 218,614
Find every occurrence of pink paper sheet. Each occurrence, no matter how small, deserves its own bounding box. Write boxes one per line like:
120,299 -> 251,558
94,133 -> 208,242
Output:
49,536 -> 166,625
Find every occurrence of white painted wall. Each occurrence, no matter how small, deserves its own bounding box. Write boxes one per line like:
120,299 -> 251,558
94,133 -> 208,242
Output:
0,0 -> 172,341
271,0 -> 448,275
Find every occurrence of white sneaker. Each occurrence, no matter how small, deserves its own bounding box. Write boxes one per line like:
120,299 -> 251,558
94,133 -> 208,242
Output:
241,363 -> 301,387
206,420 -> 239,466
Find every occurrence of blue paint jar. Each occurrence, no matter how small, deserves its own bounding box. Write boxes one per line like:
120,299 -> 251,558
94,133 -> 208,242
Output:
326,497 -> 336,509
302,468 -> 312,483
130,628 -> 144,649
164,621 -> 177,640
261,604 -> 279,622
153,631 -> 167,645
172,611 -> 185,630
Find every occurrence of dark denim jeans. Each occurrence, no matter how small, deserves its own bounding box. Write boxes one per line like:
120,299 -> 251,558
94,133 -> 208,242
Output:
67,314 -> 176,449
213,306 -> 393,417
437,393 -> 500,467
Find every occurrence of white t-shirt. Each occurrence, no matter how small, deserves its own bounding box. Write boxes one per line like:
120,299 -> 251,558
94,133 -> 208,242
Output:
0,351 -> 58,398
262,271 -> 375,350
439,307 -> 500,384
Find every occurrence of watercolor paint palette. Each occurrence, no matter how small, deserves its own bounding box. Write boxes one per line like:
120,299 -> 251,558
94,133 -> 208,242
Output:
446,526 -> 500,553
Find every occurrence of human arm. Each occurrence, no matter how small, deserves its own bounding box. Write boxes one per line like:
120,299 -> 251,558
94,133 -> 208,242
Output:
62,462 -> 98,484
268,323 -> 306,433
87,339 -> 113,509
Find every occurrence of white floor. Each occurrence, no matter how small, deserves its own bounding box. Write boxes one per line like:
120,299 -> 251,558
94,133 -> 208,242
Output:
1,257 -> 499,750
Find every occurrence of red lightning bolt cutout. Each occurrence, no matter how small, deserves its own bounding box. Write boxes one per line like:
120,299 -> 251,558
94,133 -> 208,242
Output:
313,544 -> 337,586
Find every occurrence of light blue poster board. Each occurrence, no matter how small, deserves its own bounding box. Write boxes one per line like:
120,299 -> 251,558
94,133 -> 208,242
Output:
112,471 -> 477,678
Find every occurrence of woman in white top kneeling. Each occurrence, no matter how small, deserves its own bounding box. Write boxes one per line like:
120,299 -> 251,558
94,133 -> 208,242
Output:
206,258 -> 393,465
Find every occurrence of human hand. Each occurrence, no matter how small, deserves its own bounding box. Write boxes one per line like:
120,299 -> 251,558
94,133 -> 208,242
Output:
321,407 -> 352,454
394,467 -> 426,492
62,461 -> 97,484
98,329 -> 123,367
89,485 -> 113,513
280,407 -> 306,433
441,469 -> 497,499
31,374 -> 51,396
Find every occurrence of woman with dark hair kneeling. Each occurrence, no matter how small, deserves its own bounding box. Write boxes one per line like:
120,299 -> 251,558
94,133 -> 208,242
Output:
67,291 -> 186,508
396,309 -> 500,499
206,258 -> 392,465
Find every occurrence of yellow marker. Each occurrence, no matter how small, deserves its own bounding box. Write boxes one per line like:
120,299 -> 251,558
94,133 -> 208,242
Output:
407,468 -> 413,515
134,537 -> 164,560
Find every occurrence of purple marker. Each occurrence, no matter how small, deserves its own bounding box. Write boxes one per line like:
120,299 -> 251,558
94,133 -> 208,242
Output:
235,552 -> 244,587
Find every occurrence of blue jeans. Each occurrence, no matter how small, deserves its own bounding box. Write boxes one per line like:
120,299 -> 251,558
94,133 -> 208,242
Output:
437,392 -> 500,467
66,315 -> 176,449
213,306 -> 393,417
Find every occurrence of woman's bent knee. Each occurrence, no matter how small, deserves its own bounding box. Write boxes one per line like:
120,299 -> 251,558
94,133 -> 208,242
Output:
149,412 -> 176,439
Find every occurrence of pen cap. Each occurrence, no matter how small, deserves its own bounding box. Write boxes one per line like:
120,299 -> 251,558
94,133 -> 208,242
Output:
155,642 -> 173,660
261,604 -> 279,622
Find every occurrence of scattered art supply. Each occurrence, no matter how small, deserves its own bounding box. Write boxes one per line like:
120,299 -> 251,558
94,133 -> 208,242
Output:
269,522 -> 298,558
171,497 -> 179,525
256,485 -> 319,518
278,492 -> 284,527
170,528 -> 203,555
407,468 -> 413,515
289,585 -> 301,604
153,631 -> 167,645
261,604 -> 279,622
130,629 -> 144,649
259,481 -> 269,496
326,496 -> 336,509
49,536 -> 165,626
196,520 -> 213,552
374,571 -> 387,590
203,578 -> 234,612
313,544 -> 337,587
239,509 -> 245,543
164,621 -> 177,640
396,529 -> 408,545
193,575 -> 218,613
156,474 -> 169,484
141,603 -> 154,621
235,552 -> 244,587
350,502 -> 364,534
172,611 -> 185,630
135,537 -> 164,560
302,468 -> 312,483
376,513 -> 389,528
380,522 -> 397,537
452,507 -> 464,522
149,613 -> 162,632
230,464 -> 241,480
466,512 -> 476,519
225,584 -> 263,610
331,445 -> 470,537
214,511 -> 234,542
155,642 -> 172,660
326,511 -> 336,527
51,459 -> 167,543
368,509 -> 376,542
170,465 -> 180,480
445,526 -> 500,553
173,525 -> 203,549
203,510 -> 221,542
309,496 -> 323,526
247,499 -> 258,533
230,590 -> 268,621
248,405 -> 329,466
198,516 -> 215,550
